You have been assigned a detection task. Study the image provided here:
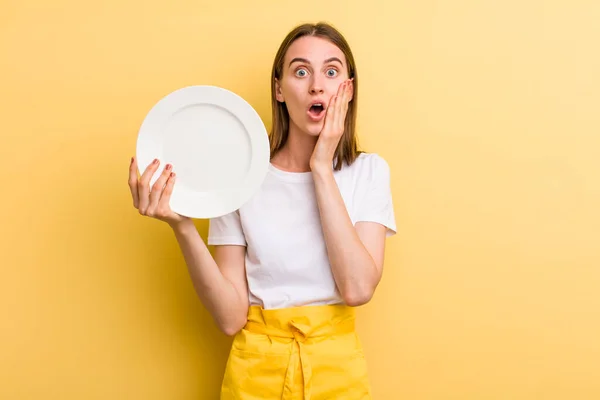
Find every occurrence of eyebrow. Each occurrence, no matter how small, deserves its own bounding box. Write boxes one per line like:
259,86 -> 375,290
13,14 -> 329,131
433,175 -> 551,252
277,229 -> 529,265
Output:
288,57 -> 344,67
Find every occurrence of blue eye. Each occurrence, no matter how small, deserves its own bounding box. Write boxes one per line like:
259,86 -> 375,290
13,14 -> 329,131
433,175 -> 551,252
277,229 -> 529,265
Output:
295,69 -> 308,77
326,68 -> 338,77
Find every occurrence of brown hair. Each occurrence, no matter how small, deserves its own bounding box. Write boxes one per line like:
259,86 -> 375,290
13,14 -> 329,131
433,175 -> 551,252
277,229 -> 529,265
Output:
269,22 -> 361,170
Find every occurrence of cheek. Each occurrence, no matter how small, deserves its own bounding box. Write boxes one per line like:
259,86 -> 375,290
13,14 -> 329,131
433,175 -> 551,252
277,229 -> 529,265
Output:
326,80 -> 344,98
283,82 -> 306,109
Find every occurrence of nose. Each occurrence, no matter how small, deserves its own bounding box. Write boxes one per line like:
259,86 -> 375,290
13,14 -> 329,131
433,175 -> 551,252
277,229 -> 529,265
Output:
309,76 -> 324,95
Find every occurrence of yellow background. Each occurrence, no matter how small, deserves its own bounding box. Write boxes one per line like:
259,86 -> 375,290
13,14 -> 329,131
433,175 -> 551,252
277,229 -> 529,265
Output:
1,0 -> 599,398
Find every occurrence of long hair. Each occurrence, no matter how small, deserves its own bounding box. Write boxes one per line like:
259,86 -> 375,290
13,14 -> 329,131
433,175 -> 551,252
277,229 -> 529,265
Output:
269,22 -> 361,170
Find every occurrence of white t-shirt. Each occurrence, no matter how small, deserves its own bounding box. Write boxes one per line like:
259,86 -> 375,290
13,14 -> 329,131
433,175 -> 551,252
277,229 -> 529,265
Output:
207,152 -> 396,309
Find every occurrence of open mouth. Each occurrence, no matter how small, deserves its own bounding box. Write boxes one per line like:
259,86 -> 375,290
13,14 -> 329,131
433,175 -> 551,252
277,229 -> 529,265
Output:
308,103 -> 325,119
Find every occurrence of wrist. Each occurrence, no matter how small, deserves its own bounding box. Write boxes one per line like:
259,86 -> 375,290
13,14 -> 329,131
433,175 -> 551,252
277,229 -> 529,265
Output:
170,218 -> 195,235
309,154 -> 333,173
311,163 -> 334,180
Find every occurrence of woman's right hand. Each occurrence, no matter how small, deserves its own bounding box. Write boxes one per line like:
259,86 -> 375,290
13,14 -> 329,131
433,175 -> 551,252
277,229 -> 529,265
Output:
128,156 -> 190,227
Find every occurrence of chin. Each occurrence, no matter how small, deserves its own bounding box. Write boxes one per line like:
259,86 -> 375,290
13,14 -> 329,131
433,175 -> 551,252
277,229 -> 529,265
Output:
303,121 -> 325,137
289,113 -> 325,137
305,127 -> 322,137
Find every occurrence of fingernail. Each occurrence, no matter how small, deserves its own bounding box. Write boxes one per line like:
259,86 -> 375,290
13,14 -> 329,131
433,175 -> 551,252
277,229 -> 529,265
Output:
166,164 -> 172,170
130,157 -> 134,165
170,172 -> 175,178
153,158 -> 159,165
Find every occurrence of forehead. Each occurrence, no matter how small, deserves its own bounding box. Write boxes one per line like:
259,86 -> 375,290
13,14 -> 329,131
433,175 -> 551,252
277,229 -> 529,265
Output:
284,36 -> 346,65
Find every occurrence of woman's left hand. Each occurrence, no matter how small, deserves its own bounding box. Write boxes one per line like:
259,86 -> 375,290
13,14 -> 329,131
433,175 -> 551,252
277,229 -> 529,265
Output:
309,78 -> 354,172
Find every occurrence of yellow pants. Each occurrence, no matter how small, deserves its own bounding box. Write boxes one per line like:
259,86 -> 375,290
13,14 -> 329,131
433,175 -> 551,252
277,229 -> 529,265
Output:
220,304 -> 372,400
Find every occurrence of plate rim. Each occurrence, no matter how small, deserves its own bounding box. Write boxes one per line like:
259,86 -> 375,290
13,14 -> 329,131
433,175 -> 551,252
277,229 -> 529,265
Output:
136,84 -> 270,219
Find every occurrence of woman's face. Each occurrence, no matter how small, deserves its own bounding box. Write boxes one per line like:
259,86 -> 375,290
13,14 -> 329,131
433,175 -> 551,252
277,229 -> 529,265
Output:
276,35 -> 353,137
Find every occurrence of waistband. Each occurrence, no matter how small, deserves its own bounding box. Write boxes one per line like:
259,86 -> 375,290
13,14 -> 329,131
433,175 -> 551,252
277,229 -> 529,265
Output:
243,304 -> 356,400
245,304 -> 356,338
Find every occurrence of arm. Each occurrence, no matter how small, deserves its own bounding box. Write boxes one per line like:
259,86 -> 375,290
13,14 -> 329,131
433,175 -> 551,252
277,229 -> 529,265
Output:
172,220 -> 249,336
309,79 -> 391,306
311,168 -> 387,306
129,157 -> 248,336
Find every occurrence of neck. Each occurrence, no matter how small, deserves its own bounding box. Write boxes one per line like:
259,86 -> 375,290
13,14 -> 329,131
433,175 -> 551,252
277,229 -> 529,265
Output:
271,121 -> 318,172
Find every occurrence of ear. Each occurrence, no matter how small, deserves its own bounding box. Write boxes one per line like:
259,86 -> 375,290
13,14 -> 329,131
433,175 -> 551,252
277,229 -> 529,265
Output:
275,78 -> 285,103
348,79 -> 355,102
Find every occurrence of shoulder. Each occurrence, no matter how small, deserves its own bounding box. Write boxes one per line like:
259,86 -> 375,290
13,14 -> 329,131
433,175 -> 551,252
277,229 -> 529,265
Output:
343,152 -> 391,178
356,152 -> 390,168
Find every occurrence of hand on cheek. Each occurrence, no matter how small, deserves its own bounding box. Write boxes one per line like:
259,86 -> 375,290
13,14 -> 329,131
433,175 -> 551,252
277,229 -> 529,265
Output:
310,78 -> 354,170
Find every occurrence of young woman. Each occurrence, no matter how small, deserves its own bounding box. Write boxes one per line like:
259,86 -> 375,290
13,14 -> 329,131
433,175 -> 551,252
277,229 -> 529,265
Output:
128,22 -> 396,400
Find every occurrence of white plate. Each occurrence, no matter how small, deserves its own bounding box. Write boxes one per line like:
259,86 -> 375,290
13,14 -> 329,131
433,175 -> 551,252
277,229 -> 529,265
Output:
136,85 -> 270,219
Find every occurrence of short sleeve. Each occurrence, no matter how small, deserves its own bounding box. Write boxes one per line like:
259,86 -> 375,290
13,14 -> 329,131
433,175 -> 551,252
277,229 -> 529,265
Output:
207,210 -> 247,246
354,155 -> 397,237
